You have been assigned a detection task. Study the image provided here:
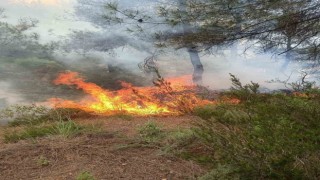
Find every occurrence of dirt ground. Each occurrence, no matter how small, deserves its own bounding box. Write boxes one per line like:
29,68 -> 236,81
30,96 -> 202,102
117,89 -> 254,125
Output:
0,116 -> 206,180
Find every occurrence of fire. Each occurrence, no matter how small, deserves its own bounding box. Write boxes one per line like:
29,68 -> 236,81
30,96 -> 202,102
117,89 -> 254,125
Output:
48,71 -> 215,116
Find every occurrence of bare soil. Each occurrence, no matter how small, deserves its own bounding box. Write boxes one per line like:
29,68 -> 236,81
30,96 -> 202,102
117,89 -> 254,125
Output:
0,116 -> 206,180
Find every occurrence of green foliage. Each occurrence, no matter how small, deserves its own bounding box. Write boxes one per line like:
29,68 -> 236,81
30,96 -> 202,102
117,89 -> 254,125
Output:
138,121 -> 164,143
228,73 -> 259,101
194,77 -> 320,179
76,171 -> 95,180
229,73 -> 259,93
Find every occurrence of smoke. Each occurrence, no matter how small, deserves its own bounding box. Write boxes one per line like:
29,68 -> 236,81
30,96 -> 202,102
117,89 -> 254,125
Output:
201,54 -> 295,90
0,0 -> 318,115
154,45 -> 310,91
0,82 -> 25,108
70,0 -> 318,91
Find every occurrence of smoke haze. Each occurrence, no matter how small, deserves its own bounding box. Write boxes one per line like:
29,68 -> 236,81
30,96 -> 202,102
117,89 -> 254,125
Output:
0,0 -> 316,117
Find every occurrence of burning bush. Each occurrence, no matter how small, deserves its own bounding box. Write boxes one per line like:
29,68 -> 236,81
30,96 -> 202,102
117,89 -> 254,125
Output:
47,71 -> 215,116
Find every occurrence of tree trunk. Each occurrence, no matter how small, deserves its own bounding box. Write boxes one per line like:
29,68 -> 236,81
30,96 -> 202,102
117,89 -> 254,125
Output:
178,0 -> 204,85
188,48 -> 204,84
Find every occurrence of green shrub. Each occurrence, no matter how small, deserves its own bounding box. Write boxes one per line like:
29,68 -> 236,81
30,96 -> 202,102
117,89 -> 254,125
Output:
194,75 -> 320,179
138,121 -> 164,143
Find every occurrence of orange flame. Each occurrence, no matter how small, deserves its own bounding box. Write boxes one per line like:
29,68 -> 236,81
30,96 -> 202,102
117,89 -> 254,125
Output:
48,72 -> 215,116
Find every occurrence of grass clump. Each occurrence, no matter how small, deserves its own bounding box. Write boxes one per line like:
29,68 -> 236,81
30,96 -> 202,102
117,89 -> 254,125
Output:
138,121 -> 164,143
4,120 -> 87,143
194,75 -> 320,179
52,120 -> 83,137
76,171 -> 95,180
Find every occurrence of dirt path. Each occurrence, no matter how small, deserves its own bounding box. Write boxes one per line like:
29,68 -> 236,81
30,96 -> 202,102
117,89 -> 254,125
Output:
0,116 -> 205,180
